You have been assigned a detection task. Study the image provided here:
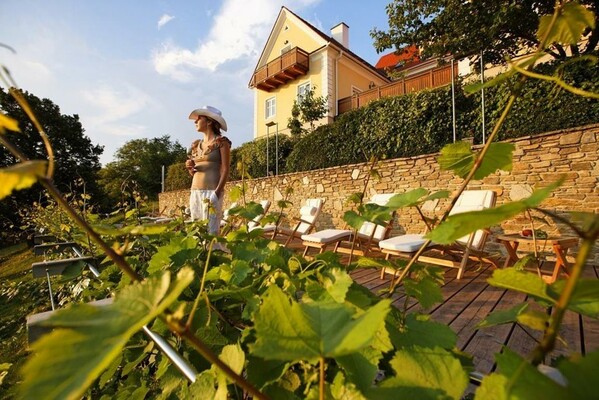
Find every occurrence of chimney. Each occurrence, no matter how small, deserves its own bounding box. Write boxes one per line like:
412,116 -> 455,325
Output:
331,22 -> 349,48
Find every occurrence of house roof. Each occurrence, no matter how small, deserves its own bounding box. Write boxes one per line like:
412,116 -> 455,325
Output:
250,7 -> 389,85
375,45 -> 420,70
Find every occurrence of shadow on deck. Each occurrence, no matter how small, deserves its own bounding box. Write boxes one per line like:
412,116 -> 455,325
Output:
350,260 -> 599,377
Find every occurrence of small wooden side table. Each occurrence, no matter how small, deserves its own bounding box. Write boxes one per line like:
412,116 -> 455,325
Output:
495,234 -> 579,283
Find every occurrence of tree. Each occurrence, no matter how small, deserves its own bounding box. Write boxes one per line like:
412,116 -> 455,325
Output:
98,135 -> 186,202
371,0 -> 599,69
286,86 -> 329,136
0,88 -> 104,240
165,162 -> 192,191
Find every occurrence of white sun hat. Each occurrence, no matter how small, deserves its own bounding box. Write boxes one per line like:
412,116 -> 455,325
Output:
188,105 -> 228,131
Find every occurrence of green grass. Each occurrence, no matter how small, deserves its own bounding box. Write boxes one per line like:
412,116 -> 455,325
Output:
0,243 -> 51,399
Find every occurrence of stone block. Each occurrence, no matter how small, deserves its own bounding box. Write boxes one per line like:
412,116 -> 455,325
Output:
559,132 -> 582,145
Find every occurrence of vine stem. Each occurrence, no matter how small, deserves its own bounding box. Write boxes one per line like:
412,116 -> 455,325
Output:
1,128 -> 267,399
530,237 -> 595,365
319,356 -> 325,400
186,238 -> 216,328
171,321 -> 269,400
348,156 -> 378,265
389,0 -> 564,294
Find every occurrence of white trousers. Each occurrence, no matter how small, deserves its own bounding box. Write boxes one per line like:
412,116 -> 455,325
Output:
189,189 -> 221,235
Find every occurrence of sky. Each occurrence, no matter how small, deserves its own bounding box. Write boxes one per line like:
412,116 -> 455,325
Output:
0,0 -> 392,166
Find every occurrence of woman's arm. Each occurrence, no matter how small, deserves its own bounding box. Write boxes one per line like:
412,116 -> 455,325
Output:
185,159 -> 195,176
215,141 -> 231,198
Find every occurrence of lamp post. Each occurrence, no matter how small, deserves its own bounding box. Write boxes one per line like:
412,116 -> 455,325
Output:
265,121 -> 278,175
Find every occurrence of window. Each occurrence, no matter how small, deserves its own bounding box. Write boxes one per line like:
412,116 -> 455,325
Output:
297,82 -> 311,102
265,97 -> 276,119
351,86 -> 362,96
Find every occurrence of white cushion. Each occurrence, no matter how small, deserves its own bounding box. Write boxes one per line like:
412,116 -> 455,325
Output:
302,229 -> 351,243
258,224 -> 276,232
379,234 -> 428,252
300,205 -> 317,216
370,193 -> 397,206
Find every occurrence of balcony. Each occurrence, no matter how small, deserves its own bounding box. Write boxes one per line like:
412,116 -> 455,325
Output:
250,47 -> 310,92
338,62 -> 457,114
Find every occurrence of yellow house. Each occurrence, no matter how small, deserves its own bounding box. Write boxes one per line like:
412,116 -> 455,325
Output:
249,7 -> 389,140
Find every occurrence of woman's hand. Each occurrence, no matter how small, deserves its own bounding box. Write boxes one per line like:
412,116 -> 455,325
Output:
185,160 -> 195,176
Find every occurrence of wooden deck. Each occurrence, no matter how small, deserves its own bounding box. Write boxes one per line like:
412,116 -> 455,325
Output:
350,260 -> 599,378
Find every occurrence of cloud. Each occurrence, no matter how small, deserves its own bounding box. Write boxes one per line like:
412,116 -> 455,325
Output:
157,14 -> 175,29
81,84 -> 153,137
151,0 -> 322,80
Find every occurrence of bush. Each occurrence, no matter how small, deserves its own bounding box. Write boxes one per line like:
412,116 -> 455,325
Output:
232,57 -> 599,177
165,162 -> 191,191
470,56 -> 599,141
230,134 -> 295,179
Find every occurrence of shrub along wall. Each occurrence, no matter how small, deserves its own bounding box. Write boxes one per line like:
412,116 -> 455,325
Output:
217,56 -> 599,180
159,123 -> 599,265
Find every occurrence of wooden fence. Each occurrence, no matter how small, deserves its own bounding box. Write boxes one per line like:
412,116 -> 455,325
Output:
338,63 -> 457,114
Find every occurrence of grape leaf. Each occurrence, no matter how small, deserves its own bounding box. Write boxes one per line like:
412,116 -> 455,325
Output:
0,160 -> 47,200
557,350 -> 599,399
538,2 -> 595,45
20,268 -> 194,400
493,349 -> 569,399
477,303 -> 529,329
148,236 -> 200,274
388,313 -> 457,350
0,113 -> 20,133
438,142 -> 514,180
250,285 -> 391,362
367,346 -> 468,400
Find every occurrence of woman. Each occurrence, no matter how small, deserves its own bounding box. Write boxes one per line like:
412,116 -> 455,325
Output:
185,106 -> 231,235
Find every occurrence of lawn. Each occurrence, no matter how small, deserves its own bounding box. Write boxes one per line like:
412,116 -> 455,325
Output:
0,243 -> 50,399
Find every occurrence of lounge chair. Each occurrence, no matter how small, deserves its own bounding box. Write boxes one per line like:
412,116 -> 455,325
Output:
247,200 -> 271,230
261,198 -> 324,247
222,200 -> 271,233
378,189 -> 498,280
301,193 -> 397,259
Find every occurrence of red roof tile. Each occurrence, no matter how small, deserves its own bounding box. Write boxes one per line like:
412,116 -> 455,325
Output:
375,45 -> 420,69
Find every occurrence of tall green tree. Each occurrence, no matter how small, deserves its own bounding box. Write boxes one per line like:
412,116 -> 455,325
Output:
371,0 -> 599,68
0,88 -> 103,240
98,135 -> 186,202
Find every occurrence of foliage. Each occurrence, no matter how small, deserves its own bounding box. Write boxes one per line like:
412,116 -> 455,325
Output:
467,55 -> 599,141
229,134 -> 294,180
0,244 -> 50,398
0,88 -> 103,242
165,162 -> 191,192
1,3 -> 599,399
286,86 -> 329,136
98,135 -> 186,203
371,0 -> 599,69
285,86 -> 472,172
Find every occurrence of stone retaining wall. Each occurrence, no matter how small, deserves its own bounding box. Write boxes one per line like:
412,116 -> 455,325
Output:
160,124 -> 599,265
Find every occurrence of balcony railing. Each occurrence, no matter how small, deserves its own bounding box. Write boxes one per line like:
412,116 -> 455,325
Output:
338,62 -> 457,114
250,47 -> 310,92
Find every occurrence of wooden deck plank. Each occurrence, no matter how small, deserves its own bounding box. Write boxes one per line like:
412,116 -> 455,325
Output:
503,300 -> 545,363
338,247 -> 596,378
460,290 -> 529,375
453,285 -> 507,350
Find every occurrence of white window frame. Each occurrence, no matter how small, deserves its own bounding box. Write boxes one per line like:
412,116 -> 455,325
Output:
297,81 -> 311,102
265,97 -> 276,119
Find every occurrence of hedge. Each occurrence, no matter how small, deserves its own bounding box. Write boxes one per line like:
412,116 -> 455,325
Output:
196,56 -> 599,182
